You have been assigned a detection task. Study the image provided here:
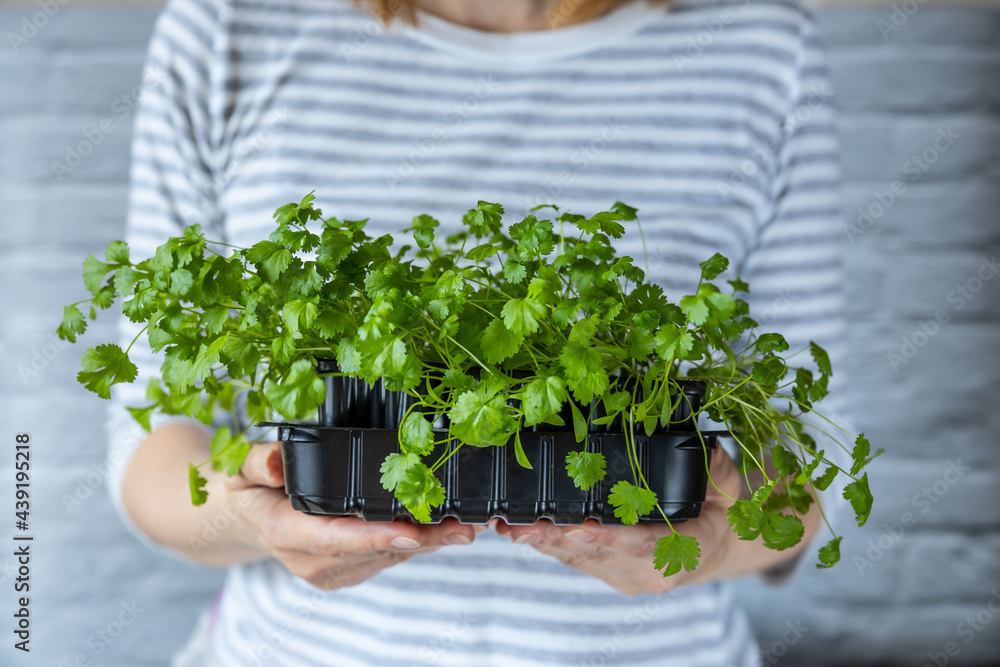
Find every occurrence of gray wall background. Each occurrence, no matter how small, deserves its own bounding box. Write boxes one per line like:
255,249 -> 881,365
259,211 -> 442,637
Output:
0,6 -> 997,666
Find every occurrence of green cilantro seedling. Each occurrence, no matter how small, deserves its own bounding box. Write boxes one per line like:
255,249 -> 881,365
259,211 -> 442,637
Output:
60,194 -> 880,575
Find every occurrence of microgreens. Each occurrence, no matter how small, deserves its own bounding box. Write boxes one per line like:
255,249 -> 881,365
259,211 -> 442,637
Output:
60,194 -> 880,575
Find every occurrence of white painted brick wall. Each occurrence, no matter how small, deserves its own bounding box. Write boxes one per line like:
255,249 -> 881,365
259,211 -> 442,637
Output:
0,6 -> 996,666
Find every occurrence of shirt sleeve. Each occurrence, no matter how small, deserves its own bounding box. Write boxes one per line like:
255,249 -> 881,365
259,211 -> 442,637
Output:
735,9 -> 854,584
104,0 -> 225,559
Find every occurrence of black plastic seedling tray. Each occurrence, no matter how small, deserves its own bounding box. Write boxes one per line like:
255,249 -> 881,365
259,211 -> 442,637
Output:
261,362 -> 720,525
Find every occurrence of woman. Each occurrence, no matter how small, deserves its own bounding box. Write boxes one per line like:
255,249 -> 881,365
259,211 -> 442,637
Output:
107,0 -> 849,664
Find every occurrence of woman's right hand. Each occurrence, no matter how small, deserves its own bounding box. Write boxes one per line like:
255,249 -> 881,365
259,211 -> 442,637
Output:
229,442 -> 479,590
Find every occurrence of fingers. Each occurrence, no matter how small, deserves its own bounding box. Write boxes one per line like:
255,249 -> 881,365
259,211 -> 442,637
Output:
247,495 -> 478,558
239,442 -> 285,488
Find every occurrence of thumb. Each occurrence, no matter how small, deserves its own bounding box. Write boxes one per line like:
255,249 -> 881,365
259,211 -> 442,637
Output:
706,443 -> 741,501
240,442 -> 285,488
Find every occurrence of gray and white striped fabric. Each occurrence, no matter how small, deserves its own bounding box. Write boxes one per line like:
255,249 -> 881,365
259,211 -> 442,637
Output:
106,0 -> 850,664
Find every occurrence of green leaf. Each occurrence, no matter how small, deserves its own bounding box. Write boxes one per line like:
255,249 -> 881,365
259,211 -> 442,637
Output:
755,333 -> 789,355
762,513 -> 805,550
654,324 -> 694,361
280,299 -> 318,335
263,359 -> 326,420
395,462 -> 445,523
201,305 -> 230,336
653,532 -> 701,577
679,293 -> 709,326
794,450 -> 824,486
813,465 -> 838,491
126,404 -> 157,432
751,357 -> 785,386
188,463 -> 208,506
569,399 -> 588,444
400,412 -> 435,456
77,344 -> 138,399
523,375 -> 568,427
843,473 -> 873,527
114,265 -> 141,296
558,341 -> 609,405
565,451 -> 605,491
771,446 -> 802,477
169,268 -> 194,296
816,536 -> 842,569
727,499 -> 765,540
105,240 -> 130,264
210,426 -> 251,476
481,319 -> 523,365
501,296 -> 545,335
82,255 -> 114,296
850,433 -> 882,476
379,452 -> 420,491
699,253 -> 729,281
449,386 -> 514,448
810,341 -> 832,376
503,261 -> 527,284
607,481 -> 657,525
57,304 -> 87,343
513,429 -> 532,470
245,240 -> 293,281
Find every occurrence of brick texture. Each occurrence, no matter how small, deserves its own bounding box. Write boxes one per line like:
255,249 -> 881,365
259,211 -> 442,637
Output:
0,6 -> 997,666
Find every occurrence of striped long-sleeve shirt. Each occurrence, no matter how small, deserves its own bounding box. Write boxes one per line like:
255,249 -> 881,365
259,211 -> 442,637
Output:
106,0 -> 851,664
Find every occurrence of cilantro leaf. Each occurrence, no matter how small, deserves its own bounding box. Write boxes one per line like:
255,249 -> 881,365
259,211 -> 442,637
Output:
481,319 -> 523,365
57,304 -> 87,343
245,240 -> 293,281
263,359 -> 326,420
653,532 -> 701,576
188,463 -> 208,506
396,462 -> 445,523
501,296 -> 545,335
400,412 -> 435,456
843,473 -> 873,527
816,536 -> 842,569
608,481 -> 657,525
523,374 -> 568,427
762,513 -> 805,550
77,344 -> 138,399
699,253 -> 729,281
565,451 -> 605,491
379,452 -> 420,491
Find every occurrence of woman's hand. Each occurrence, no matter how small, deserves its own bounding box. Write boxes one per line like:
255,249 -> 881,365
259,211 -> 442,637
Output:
228,442 -> 481,590
495,445 -> 819,595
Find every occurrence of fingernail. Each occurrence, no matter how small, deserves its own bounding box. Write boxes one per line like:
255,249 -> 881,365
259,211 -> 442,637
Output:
444,533 -> 472,546
473,524 -> 489,534
514,533 -> 540,545
390,536 -> 421,549
566,529 -> 594,543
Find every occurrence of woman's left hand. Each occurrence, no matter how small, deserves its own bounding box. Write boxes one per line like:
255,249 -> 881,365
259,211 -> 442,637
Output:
495,445 -> 768,595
